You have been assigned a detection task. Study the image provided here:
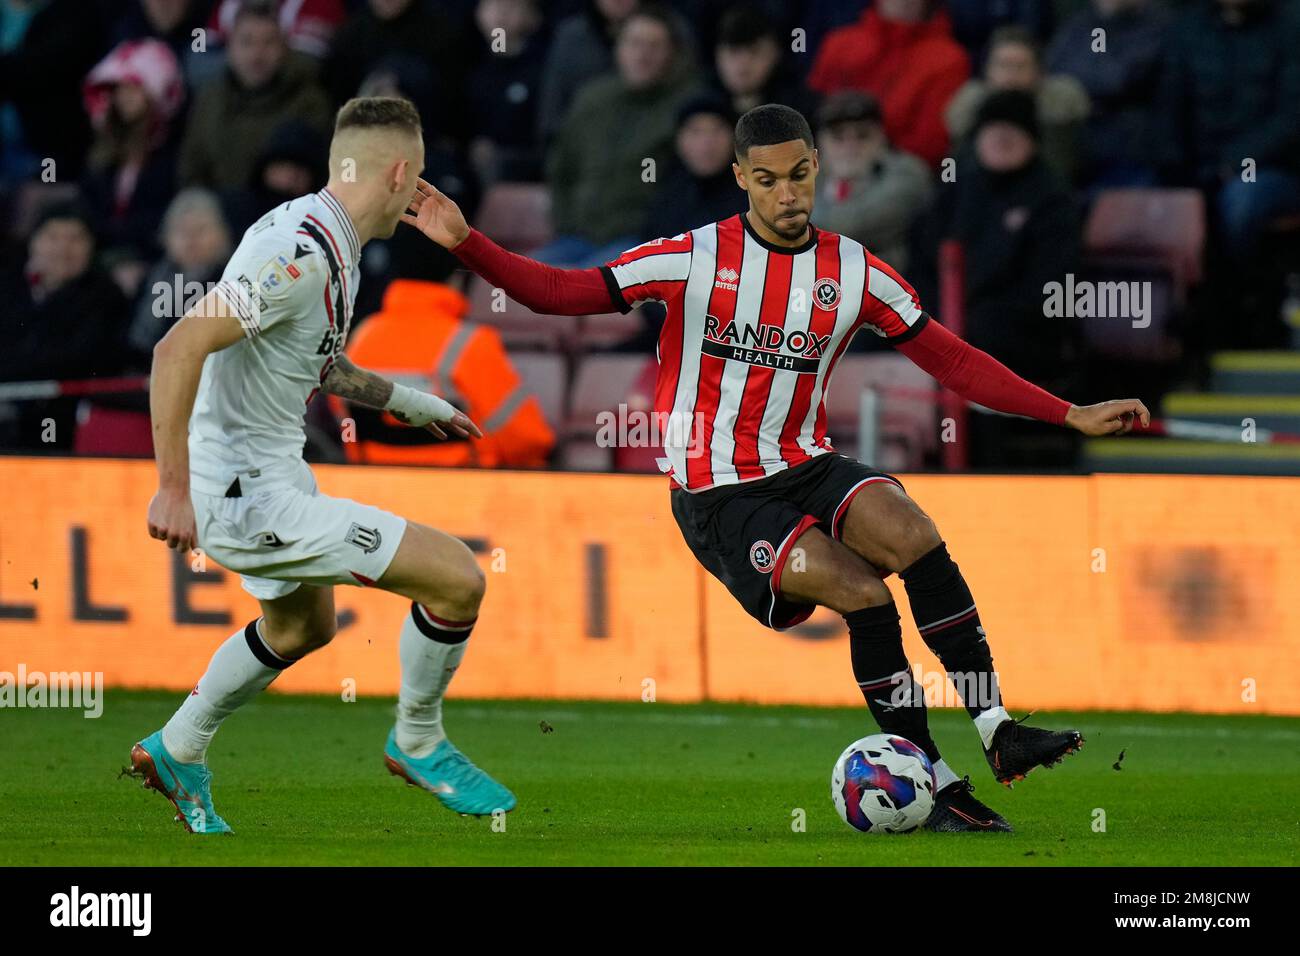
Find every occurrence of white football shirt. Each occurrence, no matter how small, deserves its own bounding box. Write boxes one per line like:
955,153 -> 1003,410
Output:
189,189 -> 361,496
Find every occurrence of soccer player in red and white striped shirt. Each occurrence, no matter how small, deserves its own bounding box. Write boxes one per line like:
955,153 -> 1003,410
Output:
403,104 -> 1150,833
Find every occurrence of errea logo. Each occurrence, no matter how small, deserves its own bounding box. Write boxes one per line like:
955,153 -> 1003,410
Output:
715,267 -> 739,291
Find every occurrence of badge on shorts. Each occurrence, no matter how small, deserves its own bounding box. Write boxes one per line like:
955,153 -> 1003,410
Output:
750,539 -> 776,573
345,523 -> 382,554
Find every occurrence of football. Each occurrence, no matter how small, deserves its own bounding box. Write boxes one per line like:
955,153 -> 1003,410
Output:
831,734 -> 937,833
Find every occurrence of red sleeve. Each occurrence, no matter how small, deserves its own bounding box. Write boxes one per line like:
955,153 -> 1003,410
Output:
452,228 -> 619,316
894,317 -> 1072,427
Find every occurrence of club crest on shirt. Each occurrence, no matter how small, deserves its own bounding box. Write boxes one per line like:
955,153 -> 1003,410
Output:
813,276 -> 841,310
750,539 -> 776,573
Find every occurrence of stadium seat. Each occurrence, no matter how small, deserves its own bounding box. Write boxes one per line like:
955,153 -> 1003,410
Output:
1075,267 -> 1180,362
562,355 -> 653,471
1084,188 -> 1206,299
465,277 -> 576,351
472,182 -> 553,252
510,352 -> 568,430
73,403 -> 153,458
822,355 -> 939,471
612,356 -> 661,474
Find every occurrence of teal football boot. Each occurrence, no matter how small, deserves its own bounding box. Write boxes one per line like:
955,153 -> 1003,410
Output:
129,731 -> 233,835
383,729 -> 516,816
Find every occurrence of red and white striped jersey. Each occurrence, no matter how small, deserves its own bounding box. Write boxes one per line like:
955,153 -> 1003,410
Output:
601,213 -> 930,492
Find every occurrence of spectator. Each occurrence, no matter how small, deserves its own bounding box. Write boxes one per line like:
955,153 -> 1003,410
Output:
325,0 -> 473,146
539,3 -> 698,266
80,39 -> 187,282
814,91 -> 932,273
916,91 -> 1080,391
466,0 -> 550,183
1046,0 -> 1169,187
128,187 -> 233,356
223,118 -> 328,235
807,0 -> 970,167
207,0 -> 346,60
1158,0 -> 1300,263
945,0 -> 1055,61
710,2 -> 813,119
915,90 -> 1083,466
351,55 -> 482,319
946,26 -> 1090,183
330,279 -> 556,468
178,0 -> 332,190
541,1 -> 703,146
0,203 -> 130,448
642,93 -> 746,240
112,0 -> 219,88
0,0 -> 110,183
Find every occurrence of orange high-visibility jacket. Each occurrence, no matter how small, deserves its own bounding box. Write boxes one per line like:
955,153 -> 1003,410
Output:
331,280 -> 555,467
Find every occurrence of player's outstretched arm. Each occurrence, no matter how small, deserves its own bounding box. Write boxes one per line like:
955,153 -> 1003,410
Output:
894,317 -> 1150,435
322,355 -> 483,441
146,291 -> 247,552
400,178 -> 617,316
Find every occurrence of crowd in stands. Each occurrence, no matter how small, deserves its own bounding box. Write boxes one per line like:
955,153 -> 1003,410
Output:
2,0 -> 1298,469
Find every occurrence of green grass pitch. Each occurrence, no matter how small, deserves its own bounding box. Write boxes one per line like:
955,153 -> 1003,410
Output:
2,691 -> 1297,866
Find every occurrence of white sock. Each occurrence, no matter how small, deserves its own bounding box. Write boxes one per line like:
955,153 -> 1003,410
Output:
395,603 -> 473,759
161,619 -> 291,764
974,705 -> 1012,749
932,758 -> 960,791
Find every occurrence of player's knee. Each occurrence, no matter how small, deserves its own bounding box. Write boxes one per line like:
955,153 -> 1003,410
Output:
853,573 -> 895,610
881,510 -> 941,571
266,614 -> 337,657
422,553 -> 486,621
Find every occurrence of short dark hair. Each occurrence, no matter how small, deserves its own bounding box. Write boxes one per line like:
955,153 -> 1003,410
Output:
988,25 -> 1041,63
232,0 -> 280,29
334,96 -> 423,137
620,2 -> 680,47
734,103 -> 813,160
717,3 -> 778,48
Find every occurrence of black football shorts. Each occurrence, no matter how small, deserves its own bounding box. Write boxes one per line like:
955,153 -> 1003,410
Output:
670,453 -> 904,630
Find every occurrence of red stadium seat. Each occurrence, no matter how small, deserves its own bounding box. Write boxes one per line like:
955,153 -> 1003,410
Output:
472,182 -> 553,252
464,277 -> 576,351
1081,189 -> 1203,362
1084,188 -> 1206,299
562,355 -> 653,471
73,403 -> 154,458
822,354 -> 938,471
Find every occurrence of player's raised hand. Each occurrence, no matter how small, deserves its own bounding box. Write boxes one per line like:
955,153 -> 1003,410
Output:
400,178 -> 470,249
1064,399 -> 1151,436
147,487 -> 198,552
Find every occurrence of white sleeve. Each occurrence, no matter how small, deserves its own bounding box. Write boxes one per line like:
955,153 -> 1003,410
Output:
213,239 -> 326,338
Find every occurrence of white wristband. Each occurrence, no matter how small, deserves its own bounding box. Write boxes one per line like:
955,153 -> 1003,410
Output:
385,383 -> 456,427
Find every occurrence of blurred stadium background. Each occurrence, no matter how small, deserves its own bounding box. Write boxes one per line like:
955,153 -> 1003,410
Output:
1,0 -> 1299,717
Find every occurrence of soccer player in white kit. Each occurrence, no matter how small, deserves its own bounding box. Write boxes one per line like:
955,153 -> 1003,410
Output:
130,97 -> 515,834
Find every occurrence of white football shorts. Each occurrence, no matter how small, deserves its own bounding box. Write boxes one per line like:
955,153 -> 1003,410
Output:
191,459 -> 407,600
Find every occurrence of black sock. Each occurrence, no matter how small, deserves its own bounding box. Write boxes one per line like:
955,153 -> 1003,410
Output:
845,602 -> 941,762
900,542 -> 1002,720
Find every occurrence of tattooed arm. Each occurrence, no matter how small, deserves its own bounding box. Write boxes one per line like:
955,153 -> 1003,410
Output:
322,355 -> 394,409
322,355 -> 483,440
